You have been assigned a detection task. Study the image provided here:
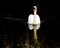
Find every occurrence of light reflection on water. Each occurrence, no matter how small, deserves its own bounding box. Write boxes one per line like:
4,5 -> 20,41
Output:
0,21 -> 58,48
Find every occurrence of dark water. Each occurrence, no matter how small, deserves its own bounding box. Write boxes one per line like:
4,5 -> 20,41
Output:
0,18 -> 60,48
0,18 -> 45,48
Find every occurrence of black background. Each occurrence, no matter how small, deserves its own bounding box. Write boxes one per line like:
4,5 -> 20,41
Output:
0,0 -> 60,47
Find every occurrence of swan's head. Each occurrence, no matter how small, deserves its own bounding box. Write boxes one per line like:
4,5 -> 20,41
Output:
33,6 -> 37,15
